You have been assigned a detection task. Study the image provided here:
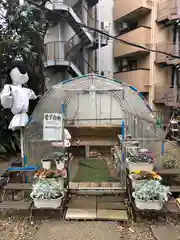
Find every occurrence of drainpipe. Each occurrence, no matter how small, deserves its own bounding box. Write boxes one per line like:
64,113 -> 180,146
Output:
173,22 -> 179,88
97,0 -> 101,74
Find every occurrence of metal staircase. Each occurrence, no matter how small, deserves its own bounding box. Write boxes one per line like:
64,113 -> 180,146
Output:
44,41 -> 82,77
49,2 -> 94,46
44,0 -> 107,77
44,41 -> 95,77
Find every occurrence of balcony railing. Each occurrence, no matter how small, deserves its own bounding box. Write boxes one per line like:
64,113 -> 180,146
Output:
114,69 -> 150,92
157,0 -> 180,23
156,42 -> 180,65
154,85 -> 180,106
44,41 -> 95,74
114,0 -> 152,22
44,41 -> 72,64
114,27 -> 151,58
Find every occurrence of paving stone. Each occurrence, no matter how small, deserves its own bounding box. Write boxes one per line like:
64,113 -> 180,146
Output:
151,225 -> 178,240
97,209 -> 128,220
98,201 -> 126,210
90,182 -> 100,187
78,182 -> 91,188
65,209 -> 97,220
100,182 -> 112,187
97,195 -> 125,202
68,196 -> 96,209
69,182 -> 79,189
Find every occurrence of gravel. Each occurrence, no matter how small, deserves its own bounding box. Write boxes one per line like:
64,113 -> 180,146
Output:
0,214 -> 180,240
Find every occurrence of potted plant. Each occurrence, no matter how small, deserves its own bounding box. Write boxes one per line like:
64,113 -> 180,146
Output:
41,156 -> 51,170
55,157 -> 65,170
47,152 -> 65,170
34,169 -> 67,190
132,180 -> 170,210
30,178 -> 64,208
126,147 -> 155,172
129,170 -> 161,188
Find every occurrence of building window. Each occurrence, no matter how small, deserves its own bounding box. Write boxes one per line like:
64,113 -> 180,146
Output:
117,59 -> 137,72
116,20 -> 138,35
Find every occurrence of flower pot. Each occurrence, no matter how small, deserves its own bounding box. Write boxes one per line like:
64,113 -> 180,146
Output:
32,194 -> 64,209
129,175 -> 146,188
126,158 -> 153,172
58,178 -> 64,190
56,160 -> 64,170
132,192 -> 164,210
41,160 -> 51,170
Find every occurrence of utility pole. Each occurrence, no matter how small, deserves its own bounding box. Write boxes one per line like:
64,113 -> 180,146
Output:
97,0 -> 101,74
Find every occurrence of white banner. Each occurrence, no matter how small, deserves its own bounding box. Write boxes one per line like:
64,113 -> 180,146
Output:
43,113 -> 63,141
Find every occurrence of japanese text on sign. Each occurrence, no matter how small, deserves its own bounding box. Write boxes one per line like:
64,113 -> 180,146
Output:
43,113 -> 63,141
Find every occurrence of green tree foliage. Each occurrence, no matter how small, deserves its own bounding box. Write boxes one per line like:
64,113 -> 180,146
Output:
0,0 -> 49,154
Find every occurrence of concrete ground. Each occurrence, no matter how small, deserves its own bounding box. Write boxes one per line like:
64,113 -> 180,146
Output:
34,221 -> 155,240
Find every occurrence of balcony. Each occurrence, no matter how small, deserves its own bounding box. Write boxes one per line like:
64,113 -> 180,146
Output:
114,27 -> 150,58
114,0 -> 152,23
156,42 -> 180,65
44,41 -> 82,77
157,0 -> 180,23
154,85 -> 179,106
114,69 -> 150,92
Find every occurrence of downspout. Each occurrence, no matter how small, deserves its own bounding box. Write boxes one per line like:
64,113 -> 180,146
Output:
172,23 -> 178,87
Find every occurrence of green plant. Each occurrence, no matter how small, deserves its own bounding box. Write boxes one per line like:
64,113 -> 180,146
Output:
134,180 -> 170,201
0,114 -> 20,154
161,149 -> 180,169
30,178 -> 63,200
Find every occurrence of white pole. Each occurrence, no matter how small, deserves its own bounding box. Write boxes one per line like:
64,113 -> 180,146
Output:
98,0 -> 101,74
20,127 -> 25,165
19,0 -> 24,5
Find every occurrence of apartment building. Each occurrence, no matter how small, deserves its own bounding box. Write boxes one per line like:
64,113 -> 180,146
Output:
113,0 -> 180,122
43,0 -> 108,88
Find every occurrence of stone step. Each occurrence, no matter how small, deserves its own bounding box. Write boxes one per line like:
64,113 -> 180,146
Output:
96,209 -> 128,221
97,196 -> 125,202
69,182 -> 121,189
68,196 -> 96,209
65,208 -> 97,220
65,208 -> 128,221
98,202 -> 126,210
151,225 -> 179,240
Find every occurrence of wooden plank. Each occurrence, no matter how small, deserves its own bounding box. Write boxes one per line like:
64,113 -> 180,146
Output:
0,201 -> 31,209
71,140 -> 117,146
65,125 -> 122,128
65,209 -> 97,220
157,169 -> 180,175
170,186 -> 180,192
3,183 -> 32,190
96,209 -> 128,221
69,188 -> 125,195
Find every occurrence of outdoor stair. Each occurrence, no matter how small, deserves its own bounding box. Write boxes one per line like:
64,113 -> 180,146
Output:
0,201 -> 31,210
49,3 -> 94,46
65,195 -> 128,221
69,182 -> 125,195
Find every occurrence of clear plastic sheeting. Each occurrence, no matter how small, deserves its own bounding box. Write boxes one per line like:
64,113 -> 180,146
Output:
24,74 -> 164,163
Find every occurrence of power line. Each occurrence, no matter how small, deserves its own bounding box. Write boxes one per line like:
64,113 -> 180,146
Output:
20,0 -> 180,60
65,16 -> 180,60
